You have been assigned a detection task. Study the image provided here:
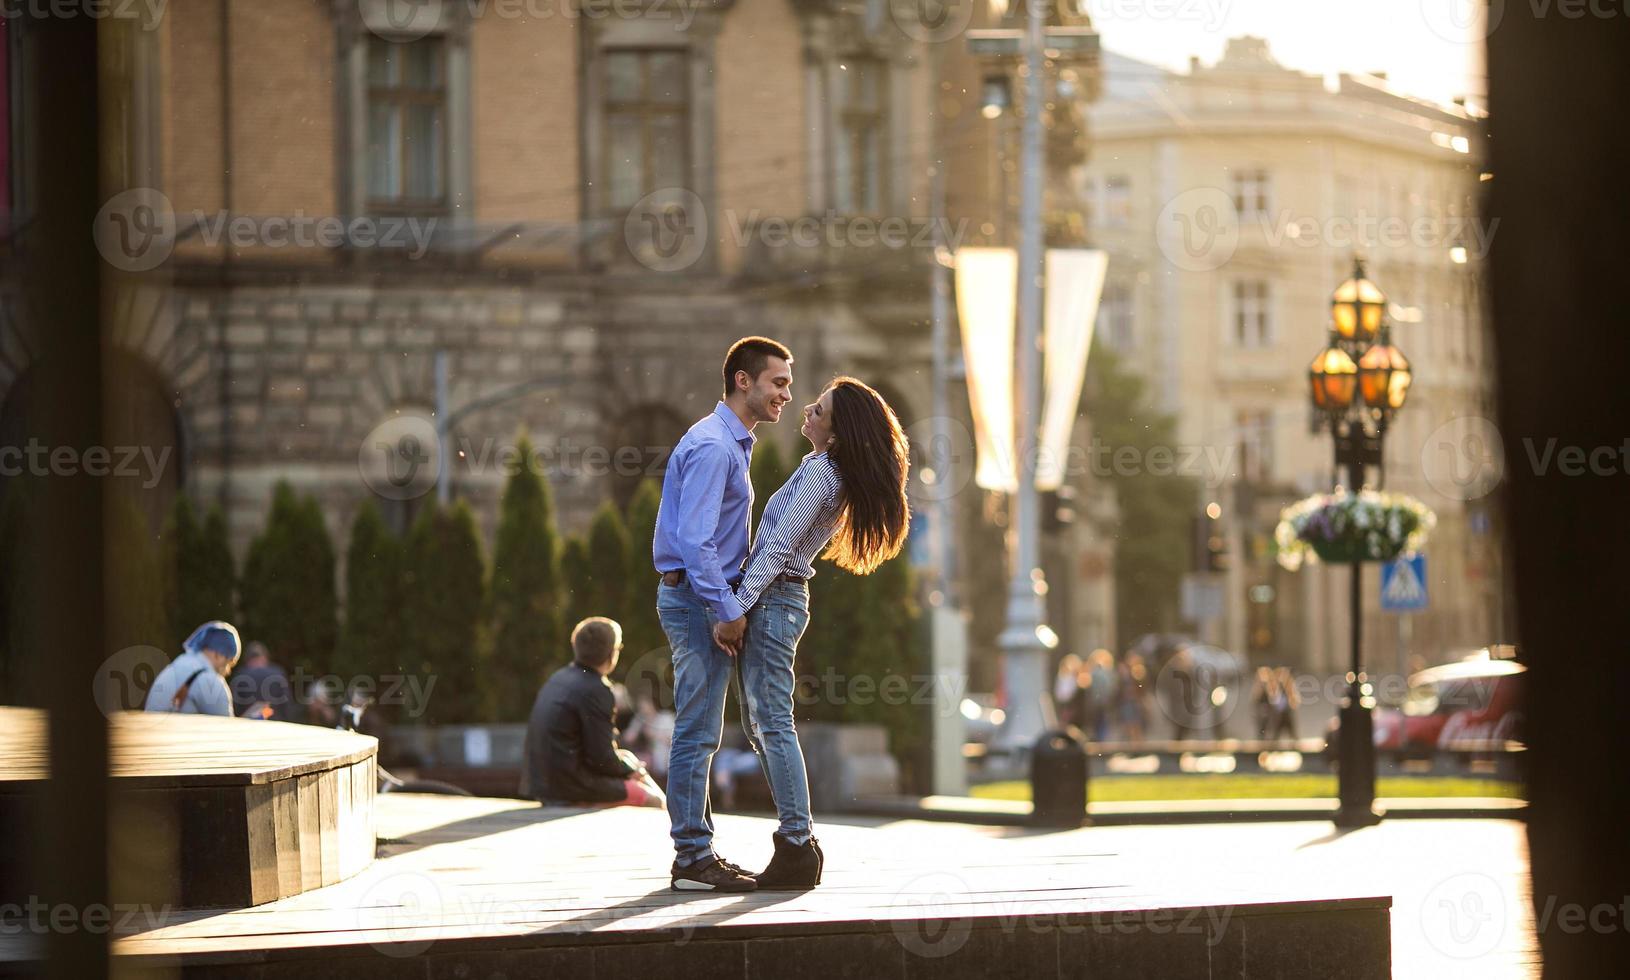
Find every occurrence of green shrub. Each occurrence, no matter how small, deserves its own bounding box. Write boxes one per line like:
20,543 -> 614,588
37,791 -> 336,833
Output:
620,478 -> 664,661
334,499 -> 403,693
238,483 -> 338,678
401,501 -> 488,724
488,434 -> 563,721
166,496 -> 235,649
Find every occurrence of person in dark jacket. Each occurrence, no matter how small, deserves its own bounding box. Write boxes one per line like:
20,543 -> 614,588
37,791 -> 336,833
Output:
521,617 -> 663,808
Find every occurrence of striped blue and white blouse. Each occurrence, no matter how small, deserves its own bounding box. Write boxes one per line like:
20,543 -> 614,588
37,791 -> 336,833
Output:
736,452 -> 844,612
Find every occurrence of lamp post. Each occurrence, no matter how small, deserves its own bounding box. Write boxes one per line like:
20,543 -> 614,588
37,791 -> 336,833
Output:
967,4 -> 1099,759
1307,257 -> 1413,828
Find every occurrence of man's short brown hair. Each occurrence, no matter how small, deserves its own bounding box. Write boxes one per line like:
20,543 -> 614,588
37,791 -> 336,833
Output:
722,336 -> 793,398
571,617 -> 623,670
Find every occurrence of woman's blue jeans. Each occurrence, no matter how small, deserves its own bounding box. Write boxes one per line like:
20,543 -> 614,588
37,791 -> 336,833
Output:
737,581 -> 814,844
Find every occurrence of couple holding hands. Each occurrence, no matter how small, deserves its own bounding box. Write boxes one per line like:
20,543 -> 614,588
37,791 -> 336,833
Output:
653,337 -> 910,892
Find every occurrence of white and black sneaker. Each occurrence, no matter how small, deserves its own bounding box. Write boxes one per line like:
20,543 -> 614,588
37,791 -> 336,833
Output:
671,856 -> 758,892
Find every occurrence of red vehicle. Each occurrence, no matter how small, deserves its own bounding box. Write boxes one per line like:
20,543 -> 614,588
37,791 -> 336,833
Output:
1330,652 -> 1526,752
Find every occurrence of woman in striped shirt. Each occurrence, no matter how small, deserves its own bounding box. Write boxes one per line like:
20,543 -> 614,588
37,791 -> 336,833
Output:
725,376 -> 911,890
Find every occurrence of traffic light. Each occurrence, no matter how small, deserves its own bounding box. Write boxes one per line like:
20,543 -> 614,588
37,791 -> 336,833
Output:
1192,512 -> 1228,573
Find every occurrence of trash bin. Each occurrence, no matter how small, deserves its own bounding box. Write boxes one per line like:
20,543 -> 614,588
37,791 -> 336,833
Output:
1030,730 -> 1089,828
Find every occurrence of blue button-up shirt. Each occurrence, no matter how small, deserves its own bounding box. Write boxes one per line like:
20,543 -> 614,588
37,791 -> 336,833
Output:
653,402 -> 755,623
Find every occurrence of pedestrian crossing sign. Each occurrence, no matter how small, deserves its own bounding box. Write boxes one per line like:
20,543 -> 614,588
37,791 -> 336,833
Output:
1380,554 -> 1429,612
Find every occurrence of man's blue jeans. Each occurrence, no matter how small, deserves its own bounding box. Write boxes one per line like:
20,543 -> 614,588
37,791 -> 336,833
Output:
738,581 -> 813,845
657,580 -> 734,867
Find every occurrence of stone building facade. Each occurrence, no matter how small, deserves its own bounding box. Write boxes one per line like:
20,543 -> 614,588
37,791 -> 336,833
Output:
2,0 -> 1121,668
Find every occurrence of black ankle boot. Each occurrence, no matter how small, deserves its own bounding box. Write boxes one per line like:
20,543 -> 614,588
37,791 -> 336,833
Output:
754,833 -> 821,890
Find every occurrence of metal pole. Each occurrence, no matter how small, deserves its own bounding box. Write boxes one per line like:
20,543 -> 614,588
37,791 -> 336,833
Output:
928,41 -> 968,797
435,350 -> 450,505
994,0 -> 1053,755
1336,450 -> 1379,826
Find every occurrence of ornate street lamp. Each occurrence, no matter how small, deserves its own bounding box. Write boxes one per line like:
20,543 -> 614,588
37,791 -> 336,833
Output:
1309,257 -> 1414,828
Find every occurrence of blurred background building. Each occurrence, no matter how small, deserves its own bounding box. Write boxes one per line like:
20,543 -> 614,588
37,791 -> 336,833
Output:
1078,36 -> 1498,676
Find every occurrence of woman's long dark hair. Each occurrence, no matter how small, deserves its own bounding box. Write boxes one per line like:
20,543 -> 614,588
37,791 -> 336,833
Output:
821,377 -> 910,575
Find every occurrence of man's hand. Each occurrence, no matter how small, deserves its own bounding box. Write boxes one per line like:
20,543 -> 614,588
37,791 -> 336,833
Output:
713,616 -> 746,656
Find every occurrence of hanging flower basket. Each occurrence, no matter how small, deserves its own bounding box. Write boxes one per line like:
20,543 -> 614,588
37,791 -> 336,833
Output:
1274,490 -> 1436,571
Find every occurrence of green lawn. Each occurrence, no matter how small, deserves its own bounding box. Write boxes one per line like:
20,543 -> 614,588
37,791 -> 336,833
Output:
971,774 -> 1525,803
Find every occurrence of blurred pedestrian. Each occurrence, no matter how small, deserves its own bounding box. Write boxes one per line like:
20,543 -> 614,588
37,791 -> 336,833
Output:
1117,652 -> 1152,742
144,621 -> 242,716
1084,649 -> 1118,742
623,693 -> 675,783
1270,666 -> 1300,741
1052,653 -> 1083,728
1251,666 -> 1275,739
230,641 -> 293,721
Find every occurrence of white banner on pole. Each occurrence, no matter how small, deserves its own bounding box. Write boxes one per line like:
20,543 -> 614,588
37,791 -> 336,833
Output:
954,247 -> 1018,492
1038,249 -> 1108,491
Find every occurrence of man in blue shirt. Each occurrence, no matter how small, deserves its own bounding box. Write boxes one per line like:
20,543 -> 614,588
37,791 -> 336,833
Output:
654,336 -> 793,891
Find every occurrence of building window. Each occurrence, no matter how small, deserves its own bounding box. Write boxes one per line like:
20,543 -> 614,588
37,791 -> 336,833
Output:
835,57 -> 885,214
366,36 -> 448,213
1232,279 -> 1272,348
1097,281 -> 1134,351
602,49 -> 689,214
1101,174 -> 1131,229
1237,409 -> 1275,483
1232,168 -> 1271,219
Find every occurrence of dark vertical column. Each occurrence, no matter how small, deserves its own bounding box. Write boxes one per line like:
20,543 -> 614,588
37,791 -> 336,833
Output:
1487,10 -> 1630,980
20,10 -> 108,980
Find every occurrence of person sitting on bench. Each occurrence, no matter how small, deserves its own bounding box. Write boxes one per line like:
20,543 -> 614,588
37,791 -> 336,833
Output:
144,621 -> 242,716
521,617 -> 664,808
